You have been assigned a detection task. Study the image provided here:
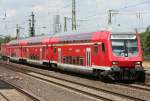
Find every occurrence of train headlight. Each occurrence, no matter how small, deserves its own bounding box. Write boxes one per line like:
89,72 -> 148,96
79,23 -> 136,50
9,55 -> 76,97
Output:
135,61 -> 141,65
112,61 -> 118,65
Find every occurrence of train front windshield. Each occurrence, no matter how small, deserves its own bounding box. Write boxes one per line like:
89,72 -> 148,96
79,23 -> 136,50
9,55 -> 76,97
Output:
111,35 -> 138,57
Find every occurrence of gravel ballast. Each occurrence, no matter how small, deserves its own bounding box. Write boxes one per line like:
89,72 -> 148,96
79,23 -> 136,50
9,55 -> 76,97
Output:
0,80 -> 32,101
0,64 -> 99,101
1,61 -> 150,100
3,61 -> 150,100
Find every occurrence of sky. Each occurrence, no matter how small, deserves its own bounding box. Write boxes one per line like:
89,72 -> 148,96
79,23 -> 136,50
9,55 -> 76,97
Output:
0,0 -> 150,37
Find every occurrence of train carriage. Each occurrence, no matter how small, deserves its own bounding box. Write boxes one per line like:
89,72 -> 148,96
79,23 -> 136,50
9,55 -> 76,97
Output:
1,29 -> 145,82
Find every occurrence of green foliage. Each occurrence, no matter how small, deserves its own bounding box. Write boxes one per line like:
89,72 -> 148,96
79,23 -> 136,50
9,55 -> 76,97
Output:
0,36 -> 11,46
0,38 -> 4,45
139,26 -> 150,57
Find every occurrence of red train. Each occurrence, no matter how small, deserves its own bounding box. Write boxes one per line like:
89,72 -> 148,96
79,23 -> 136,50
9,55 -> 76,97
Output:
1,30 -> 145,82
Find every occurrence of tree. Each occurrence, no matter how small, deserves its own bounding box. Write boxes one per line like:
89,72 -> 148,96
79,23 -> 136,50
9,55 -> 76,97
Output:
4,36 -> 11,43
139,26 -> 150,57
145,27 -> 150,56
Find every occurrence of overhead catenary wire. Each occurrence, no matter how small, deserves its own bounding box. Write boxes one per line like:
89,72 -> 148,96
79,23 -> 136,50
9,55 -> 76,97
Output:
118,0 -> 150,10
82,0 -> 150,20
1,0 -> 150,37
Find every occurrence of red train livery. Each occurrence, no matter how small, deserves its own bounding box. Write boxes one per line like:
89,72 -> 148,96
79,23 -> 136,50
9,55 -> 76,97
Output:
1,30 -> 145,82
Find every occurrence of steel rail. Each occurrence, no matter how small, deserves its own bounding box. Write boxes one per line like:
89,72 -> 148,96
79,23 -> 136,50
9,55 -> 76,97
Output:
0,80 -> 40,101
0,61 -> 144,101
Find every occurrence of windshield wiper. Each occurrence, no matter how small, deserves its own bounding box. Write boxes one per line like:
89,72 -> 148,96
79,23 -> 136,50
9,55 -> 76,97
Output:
124,41 -> 128,57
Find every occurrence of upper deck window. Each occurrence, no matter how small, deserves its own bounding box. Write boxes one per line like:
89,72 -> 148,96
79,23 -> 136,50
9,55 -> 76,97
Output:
60,33 -> 93,43
53,48 -> 57,53
94,43 -> 98,54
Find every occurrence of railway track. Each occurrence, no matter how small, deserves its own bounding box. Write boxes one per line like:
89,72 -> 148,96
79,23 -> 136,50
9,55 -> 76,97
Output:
0,61 -> 146,101
117,83 -> 150,93
135,83 -> 150,91
146,72 -> 150,76
0,79 -> 40,101
0,92 -> 9,101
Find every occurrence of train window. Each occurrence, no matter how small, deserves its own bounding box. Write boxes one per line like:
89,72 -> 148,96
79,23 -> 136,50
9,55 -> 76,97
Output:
102,43 -> 105,52
30,55 -> 33,59
94,43 -> 98,55
73,57 -> 76,64
76,57 -> 79,65
37,55 -> 39,60
63,57 -> 66,63
31,54 -> 34,59
35,55 -> 37,60
69,56 -> 72,64
34,55 -> 36,60
80,58 -> 84,65
33,55 -> 34,59
86,40 -> 88,42
66,56 -> 69,64
53,48 -> 56,53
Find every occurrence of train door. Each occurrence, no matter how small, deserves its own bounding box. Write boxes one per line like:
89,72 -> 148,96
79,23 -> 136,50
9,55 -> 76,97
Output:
9,48 -> 11,57
40,48 -> 42,60
42,46 -> 46,60
86,48 -> 91,66
99,43 -> 106,66
58,48 -> 61,63
27,48 -> 29,59
23,48 -> 27,59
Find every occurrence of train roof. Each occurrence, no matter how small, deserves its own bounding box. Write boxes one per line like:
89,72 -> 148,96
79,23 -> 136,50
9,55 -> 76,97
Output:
7,31 -> 103,45
8,35 -> 50,46
7,29 -> 136,46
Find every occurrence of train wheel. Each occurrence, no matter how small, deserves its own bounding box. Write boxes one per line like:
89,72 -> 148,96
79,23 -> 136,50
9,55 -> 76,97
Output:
98,75 -> 104,80
137,72 -> 145,83
50,63 -> 58,70
50,63 -> 55,68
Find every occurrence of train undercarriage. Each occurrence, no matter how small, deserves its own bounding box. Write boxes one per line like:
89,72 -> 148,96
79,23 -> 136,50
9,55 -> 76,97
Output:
1,56 -> 146,83
94,66 -> 145,82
